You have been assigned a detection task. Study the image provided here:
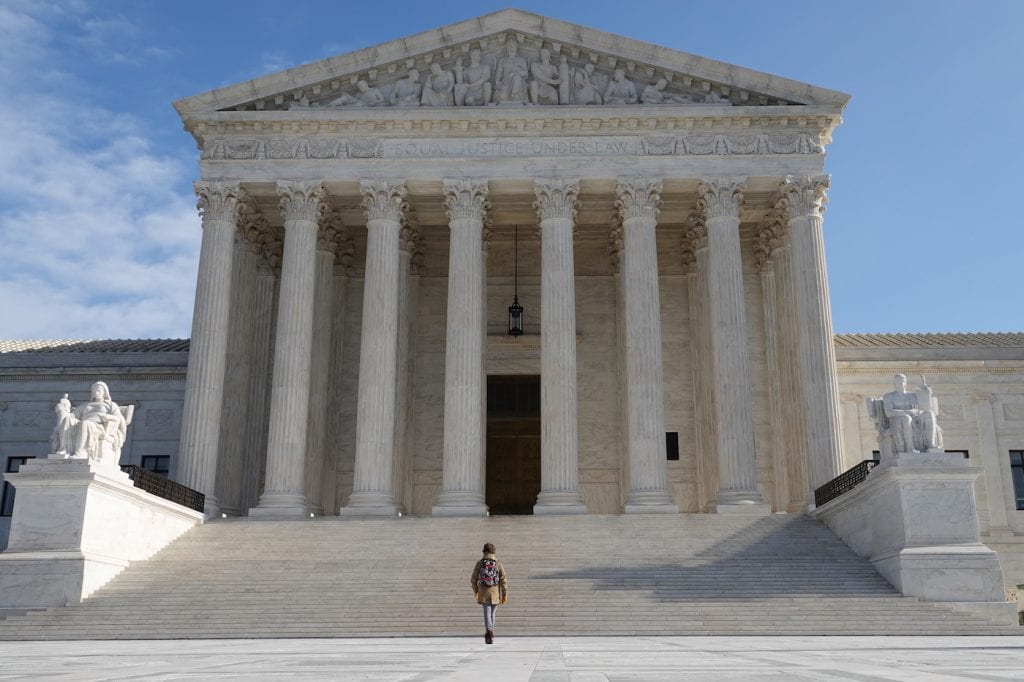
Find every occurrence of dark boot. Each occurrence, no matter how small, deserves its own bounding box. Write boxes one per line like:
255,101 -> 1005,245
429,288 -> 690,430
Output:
485,630 -> 493,644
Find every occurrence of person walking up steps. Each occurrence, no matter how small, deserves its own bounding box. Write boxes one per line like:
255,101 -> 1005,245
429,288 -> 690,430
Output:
471,543 -> 508,644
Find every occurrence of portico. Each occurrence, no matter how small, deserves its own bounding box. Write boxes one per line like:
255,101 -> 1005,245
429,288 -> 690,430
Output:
170,9 -> 850,518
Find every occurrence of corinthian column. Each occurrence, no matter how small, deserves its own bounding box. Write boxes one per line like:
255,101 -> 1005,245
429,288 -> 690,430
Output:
177,181 -> 244,516
776,175 -> 844,493
697,178 -> 765,511
616,178 -> 677,513
341,179 -> 407,516
532,179 -> 586,514
433,180 -> 490,516
251,181 -> 326,517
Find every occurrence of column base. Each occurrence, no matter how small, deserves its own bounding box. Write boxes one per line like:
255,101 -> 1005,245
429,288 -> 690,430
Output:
624,490 -> 679,514
715,490 -> 769,515
340,492 -> 399,517
534,490 -> 586,515
249,492 -> 308,518
432,491 -> 488,517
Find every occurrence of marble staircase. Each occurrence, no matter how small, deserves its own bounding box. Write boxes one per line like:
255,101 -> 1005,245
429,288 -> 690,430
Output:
0,514 -> 1017,639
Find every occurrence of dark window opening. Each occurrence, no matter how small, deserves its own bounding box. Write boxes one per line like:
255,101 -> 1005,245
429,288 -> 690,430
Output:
141,455 -> 171,477
1,456 -> 35,517
1010,451 -> 1024,511
666,432 -> 680,461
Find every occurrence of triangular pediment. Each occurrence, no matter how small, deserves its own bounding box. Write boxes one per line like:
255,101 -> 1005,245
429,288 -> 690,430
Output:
174,9 -> 848,117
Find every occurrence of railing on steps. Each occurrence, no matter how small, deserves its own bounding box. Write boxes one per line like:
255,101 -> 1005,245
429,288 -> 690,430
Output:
120,465 -> 205,513
814,459 -> 880,507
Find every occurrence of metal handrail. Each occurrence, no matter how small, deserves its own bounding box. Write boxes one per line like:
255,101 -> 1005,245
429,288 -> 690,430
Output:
120,464 -> 205,513
814,459 -> 879,507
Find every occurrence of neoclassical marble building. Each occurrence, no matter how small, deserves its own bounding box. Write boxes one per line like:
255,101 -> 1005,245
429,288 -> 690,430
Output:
166,9 -> 852,520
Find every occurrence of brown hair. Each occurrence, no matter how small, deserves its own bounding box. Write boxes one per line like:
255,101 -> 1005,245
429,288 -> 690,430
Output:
482,543 -> 496,554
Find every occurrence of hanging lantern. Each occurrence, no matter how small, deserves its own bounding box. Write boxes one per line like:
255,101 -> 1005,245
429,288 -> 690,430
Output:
508,224 -> 524,336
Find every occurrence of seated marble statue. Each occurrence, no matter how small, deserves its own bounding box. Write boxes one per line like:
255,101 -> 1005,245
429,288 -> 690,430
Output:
529,48 -> 561,105
328,80 -> 385,108
603,69 -> 638,105
389,69 -> 422,107
573,63 -> 602,105
494,40 -> 529,104
866,373 -> 944,458
454,49 -> 492,106
421,63 -> 455,107
51,382 -> 134,468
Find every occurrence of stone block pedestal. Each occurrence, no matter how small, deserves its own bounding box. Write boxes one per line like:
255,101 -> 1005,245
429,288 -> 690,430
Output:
0,458 -> 203,609
813,452 -> 1016,623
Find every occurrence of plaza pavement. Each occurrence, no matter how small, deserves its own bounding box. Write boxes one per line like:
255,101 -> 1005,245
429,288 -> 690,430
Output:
1,636 -> 1024,681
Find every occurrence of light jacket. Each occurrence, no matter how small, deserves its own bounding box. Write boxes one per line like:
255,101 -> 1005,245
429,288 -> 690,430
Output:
471,553 -> 508,605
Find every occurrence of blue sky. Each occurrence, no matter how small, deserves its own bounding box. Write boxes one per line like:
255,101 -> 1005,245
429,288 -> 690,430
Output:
1,0 -> 1021,339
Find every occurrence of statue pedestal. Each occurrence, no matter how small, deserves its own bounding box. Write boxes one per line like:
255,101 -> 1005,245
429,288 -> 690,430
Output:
0,458 -> 203,610
813,452 -> 1016,623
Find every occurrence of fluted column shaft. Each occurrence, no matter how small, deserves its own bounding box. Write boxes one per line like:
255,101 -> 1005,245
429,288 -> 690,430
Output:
304,217 -> 339,516
778,175 -> 843,493
683,218 -> 716,511
617,179 -> 677,513
698,178 -> 764,509
240,255 -> 276,514
775,243 -> 810,510
533,179 -> 587,514
342,180 -> 407,516
433,180 -> 489,516
252,181 -> 326,517
217,219 -> 262,516
177,181 -> 244,516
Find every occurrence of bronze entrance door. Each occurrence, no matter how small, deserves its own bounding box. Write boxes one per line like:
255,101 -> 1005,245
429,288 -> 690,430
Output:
486,375 -> 541,515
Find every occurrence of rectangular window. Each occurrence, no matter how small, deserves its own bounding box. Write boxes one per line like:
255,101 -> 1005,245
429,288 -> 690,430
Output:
666,432 -> 680,461
1010,451 -> 1024,511
141,455 -> 171,477
1,456 -> 35,517
945,450 -> 969,459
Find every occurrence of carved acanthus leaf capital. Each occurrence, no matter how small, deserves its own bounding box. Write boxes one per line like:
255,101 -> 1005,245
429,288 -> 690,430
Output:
607,225 -> 624,275
195,181 -> 245,225
680,213 -> 707,274
360,179 -> 409,223
399,213 -> 420,254
317,206 -> 345,252
615,177 -> 663,222
696,177 -> 745,221
235,202 -> 268,253
533,178 -> 580,223
754,209 -> 787,272
776,174 -> 830,219
442,179 -> 491,225
277,181 -> 327,224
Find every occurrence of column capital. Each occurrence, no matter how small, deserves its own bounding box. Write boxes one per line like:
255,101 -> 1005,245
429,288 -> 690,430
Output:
680,213 -> 707,275
696,177 -> 745,220
607,224 -> 623,275
442,179 -> 491,224
360,179 -> 408,223
754,209 -> 787,273
195,181 -> 245,224
235,204 -> 268,254
316,205 -> 343,253
277,181 -> 326,224
776,174 -> 830,219
615,177 -> 663,222
534,178 -> 580,223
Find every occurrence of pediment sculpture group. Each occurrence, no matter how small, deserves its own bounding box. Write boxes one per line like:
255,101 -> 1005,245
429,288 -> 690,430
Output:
295,42 -> 730,109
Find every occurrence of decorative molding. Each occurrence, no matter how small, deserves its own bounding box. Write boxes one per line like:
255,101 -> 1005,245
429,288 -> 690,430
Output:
194,181 -> 245,224
776,174 -> 830,219
614,177 -> 662,222
360,179 -> 409,223
198,128 -> 830,161
442,179 -> 491,224
533,178 -> 580,223
277,181 -> 327,224
696,177 -> 745,221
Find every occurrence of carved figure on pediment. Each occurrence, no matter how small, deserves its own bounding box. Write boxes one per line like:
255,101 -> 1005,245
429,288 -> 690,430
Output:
867,374 -> 944,458
494,40 -> 529,104
421,63 -> 455,106
573,63 -> 602,105
640,78 -> 695,105
702,90 -> 730,104
390,69 -> 422,107
51,382 -> 134,468
454,49 -> 492,106
603,69 -> 638,105
529,48 -> 561,105
328,80 -> 385,108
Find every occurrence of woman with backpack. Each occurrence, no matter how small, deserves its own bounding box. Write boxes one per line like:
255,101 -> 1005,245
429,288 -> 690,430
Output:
470,542 -> 508,644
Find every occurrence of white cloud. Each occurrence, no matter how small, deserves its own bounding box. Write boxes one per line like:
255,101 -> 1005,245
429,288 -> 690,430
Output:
0,1 -> 200,340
